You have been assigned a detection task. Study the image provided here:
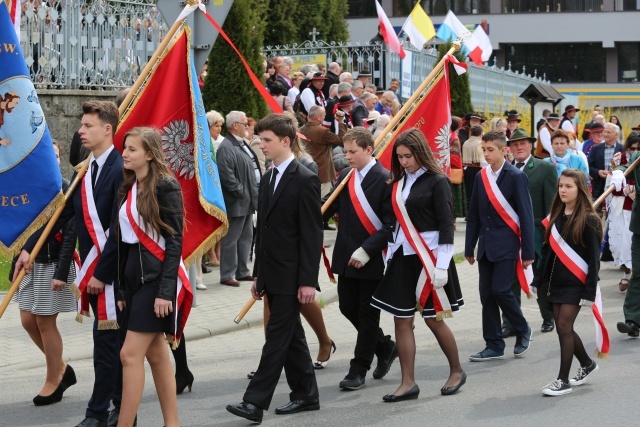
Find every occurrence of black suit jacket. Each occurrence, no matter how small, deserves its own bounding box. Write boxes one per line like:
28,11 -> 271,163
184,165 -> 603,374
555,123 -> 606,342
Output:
588,141 -> 623,198
323,162 -> 393,280
351,100 -> 369,127
276,75 -> 292,92
25,148 -> 124,285
253,159 -> 323,295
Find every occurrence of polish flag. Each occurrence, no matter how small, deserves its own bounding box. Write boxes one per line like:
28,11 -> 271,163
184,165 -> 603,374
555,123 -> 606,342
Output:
446,54 -> 468,75
375,1 -> 406,59
466,25 -> 492,66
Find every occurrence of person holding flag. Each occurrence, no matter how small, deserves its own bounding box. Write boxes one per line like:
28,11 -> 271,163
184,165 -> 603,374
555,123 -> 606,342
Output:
371,129 -> 465,402
535,169 -> 603,396
116,127 -> 191,427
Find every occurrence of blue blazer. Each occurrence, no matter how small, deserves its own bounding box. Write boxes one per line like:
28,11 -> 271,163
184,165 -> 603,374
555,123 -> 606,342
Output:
465,162 -> 535,262
25,148 -> 124,285
588,141 -> 623,197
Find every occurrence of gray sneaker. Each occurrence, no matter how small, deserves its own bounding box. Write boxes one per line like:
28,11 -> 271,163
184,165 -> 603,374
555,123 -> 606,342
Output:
469,348 -> 505,362
542,379 -> 572,396
569,361 -> 599,386
514,325 -> 532,357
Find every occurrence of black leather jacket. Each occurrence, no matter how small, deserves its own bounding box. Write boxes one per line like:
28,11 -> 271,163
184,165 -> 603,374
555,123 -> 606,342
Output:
116,177 -> 184,302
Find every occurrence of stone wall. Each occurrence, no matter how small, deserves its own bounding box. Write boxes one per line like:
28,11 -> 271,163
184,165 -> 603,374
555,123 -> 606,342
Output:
38,90 -> 118,179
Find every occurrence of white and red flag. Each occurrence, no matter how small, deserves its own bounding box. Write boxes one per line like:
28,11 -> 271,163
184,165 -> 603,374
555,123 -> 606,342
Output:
375,0 -> 406,59
466,25 -> 492,66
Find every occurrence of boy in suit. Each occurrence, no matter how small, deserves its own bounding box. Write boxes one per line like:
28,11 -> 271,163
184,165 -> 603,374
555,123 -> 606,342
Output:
227,114 -> 323,424
465,131 -> 535,362
16,101 -> 124,427
323,127 -> 396,391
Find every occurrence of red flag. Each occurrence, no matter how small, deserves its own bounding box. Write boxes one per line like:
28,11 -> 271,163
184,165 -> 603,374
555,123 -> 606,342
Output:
115,28 -> 227,266
377,63 -> 452,175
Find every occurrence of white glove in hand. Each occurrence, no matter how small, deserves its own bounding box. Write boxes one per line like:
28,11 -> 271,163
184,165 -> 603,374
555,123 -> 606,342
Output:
579,299 -> 594,308
433,268 -> 448,289
530,286 -> 538,299
610,169 -> 626,192
350,247 -> 370,266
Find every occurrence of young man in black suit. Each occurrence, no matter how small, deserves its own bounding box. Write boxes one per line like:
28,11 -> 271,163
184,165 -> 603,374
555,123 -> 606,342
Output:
16,101 -> 124,427
323,127 -> 396,390
226,114 -> 323,424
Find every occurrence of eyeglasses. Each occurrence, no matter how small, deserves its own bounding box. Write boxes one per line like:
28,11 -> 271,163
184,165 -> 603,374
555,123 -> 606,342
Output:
236,122 -> 249,127
628,147 -> 639,152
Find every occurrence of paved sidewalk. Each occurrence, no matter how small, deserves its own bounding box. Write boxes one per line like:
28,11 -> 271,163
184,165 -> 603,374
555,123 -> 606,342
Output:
0,221 -> 628,373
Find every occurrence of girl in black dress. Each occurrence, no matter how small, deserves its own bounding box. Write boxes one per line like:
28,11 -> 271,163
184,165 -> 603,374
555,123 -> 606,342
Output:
535,169 -> 602,396
116,127 -> 186,427
371,129 -> 465,402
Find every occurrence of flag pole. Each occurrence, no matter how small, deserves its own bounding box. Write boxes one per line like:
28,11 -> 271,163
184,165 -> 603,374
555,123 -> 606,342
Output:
0,158 -> 92,319
592,155 -> 640,209
233,40 -> 463,324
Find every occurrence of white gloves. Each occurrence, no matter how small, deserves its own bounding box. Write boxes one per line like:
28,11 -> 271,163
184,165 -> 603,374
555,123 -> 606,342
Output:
350,247 -> 370,266
433,268 -> 448,289
530,286 -> 538,299
610,169 -> 626,192
579,299 -> 594,308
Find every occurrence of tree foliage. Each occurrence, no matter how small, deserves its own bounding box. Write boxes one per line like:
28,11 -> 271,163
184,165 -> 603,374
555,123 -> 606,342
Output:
438,42 -> 473,118
263,0 -> 299,46
291,0 -> 349,44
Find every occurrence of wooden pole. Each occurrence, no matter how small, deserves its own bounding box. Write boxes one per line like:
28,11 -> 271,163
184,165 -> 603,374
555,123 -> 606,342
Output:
592,154 -> 640,209
0,158 -> 92,319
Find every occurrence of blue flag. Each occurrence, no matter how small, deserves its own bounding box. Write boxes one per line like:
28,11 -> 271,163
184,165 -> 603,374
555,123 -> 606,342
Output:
0,1 -> 63,257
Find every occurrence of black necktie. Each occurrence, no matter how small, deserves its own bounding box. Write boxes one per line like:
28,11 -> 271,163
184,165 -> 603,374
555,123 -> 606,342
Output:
269,168 -> 279,196
516,162 -> 525,169
91,160 -> 98,188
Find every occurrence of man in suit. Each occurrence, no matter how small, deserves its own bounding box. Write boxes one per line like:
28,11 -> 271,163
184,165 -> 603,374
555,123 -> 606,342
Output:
226,113 -> 323,424
501,129 -> 557,335
588,122 -> 624,200
16,101 -> 124,427
217,110 -> 260,287
275,63 -> 292,92
322,62 -> 341,98
351,92 -> 376,127
465,131 -> 534,362
323,127 -> 396,390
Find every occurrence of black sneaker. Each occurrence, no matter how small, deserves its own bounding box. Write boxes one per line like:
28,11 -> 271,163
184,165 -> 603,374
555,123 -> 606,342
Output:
569,361 -> 598,386
542,379 -> 572,396
514,325 -> 532,357
339,373 -> 365,390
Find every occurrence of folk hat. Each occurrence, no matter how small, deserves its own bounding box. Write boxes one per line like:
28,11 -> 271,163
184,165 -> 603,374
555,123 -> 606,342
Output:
563,105 -> 580,116
505,109 -> 521,123
507,128 -> 537,144
365,111 -> 381,125
310,72 -> 328,81
588,122 -> 605,133
336,95 -> 356,106
632,124 -> 640,131
546,113 -> 561,121
464,112 -> 485,123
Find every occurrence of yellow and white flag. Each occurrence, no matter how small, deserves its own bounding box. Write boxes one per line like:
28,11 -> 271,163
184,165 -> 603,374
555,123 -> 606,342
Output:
401,3 -> 436,50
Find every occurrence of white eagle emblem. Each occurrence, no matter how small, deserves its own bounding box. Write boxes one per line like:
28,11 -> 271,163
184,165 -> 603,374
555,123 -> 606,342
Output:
161,120 -> 195,179
434,124 -> 450,171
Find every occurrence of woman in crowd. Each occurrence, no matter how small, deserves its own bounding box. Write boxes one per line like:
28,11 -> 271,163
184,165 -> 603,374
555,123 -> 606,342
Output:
117,127 -> 191,426
371,129 -> 465,402
12,140 -> 77,406
545,129 -> 589,183
268,81 -> 293,113
287,71 -> 305,106
264,61 -> 276,91
449,116 -> 466,224
534,169 -> 601,396
610,115 -> 624,145
490,117 -> 508,135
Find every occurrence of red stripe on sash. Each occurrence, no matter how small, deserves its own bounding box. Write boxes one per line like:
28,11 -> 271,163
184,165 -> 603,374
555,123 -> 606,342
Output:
349,173 -> 378,236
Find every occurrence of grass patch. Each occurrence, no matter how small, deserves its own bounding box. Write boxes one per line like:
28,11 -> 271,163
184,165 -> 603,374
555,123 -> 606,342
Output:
453,253 -> 466,264
317,294 -> 327,308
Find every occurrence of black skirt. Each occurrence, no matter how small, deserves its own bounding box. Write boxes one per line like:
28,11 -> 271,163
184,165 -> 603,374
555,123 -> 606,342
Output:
125,244 -> 174,334
371,247 -> 464,319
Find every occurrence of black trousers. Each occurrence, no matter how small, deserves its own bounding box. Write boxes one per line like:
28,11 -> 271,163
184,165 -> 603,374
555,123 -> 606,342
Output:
243,292 -> 318,410
502,278 -> 553,329
478,257 -> 529,353
85,290 -> 123,421
338,276 -> 392,376
464,166 -> 481,211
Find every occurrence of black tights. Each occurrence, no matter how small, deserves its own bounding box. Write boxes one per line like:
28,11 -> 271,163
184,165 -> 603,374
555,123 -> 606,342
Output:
552,304 -> 592,382
171,334 -> 190,377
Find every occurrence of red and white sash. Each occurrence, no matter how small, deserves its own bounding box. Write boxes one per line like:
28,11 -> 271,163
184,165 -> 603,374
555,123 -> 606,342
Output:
542,216 -> 610,358
126,181 -> 193,348
72,164 -> 118,329
349,169 -> 382,235
479,167 -> 534,297
392,177 -> 452,319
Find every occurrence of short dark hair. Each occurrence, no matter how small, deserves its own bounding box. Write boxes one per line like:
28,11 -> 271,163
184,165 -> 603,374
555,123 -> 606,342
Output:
343,127 -> 374,150
470,124 -> 484,137
255,113 -> 296,142
82,100 -> 119,134
482,130 -> 507,148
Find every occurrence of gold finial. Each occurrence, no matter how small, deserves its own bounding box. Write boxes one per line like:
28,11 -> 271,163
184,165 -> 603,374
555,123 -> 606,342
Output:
452,40 -> 462,51
186,0 -> 199,6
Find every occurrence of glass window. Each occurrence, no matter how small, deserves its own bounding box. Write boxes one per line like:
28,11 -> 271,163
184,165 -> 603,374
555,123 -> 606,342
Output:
618,43 -> 639,82
504,43 -> 605,83
422,0 -> 489,14
502,1 -> 603,13
615,0 -> 640,10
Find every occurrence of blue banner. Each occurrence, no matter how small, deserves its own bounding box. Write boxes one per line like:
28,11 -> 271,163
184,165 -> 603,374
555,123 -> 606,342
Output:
0,1 -> 63,257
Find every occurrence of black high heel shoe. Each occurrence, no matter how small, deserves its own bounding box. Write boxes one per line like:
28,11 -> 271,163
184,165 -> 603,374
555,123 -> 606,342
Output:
33,382 -> 65,406
60,364 -> 77,391
176,370 -> 194,395
313,340 -> 337,369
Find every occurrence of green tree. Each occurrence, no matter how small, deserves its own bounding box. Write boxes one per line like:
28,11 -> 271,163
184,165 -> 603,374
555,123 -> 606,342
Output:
437,42 -> 473,118
323,0 -> 349,43
202,0 -> 269,121
263,0 -> 299,46
290,0 -> 349,44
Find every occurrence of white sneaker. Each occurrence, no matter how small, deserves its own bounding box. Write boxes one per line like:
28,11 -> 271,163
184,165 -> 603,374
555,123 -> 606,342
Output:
196,283 -> 207,290
542,379 -> 572,396
570,361 -> 598,386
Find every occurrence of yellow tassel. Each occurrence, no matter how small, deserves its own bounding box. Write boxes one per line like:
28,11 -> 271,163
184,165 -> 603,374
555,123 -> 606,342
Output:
70,284 -> 81,300
526,292 -> 533,299
329,278 -> 337,284
166,334 -> 181,350
75,313 -> 84,323
595,349 -> 609,359
97,320 -> 119,330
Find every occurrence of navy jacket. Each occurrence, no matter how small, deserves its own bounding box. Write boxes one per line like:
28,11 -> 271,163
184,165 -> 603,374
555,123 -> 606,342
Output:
588,141 -> 623,198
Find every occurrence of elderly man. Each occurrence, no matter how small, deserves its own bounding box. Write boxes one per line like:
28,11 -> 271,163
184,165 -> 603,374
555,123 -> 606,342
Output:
276,63 -> 292,92
325,82 -> 352,131
588,122 -> 623,200
351,92 -> 376,127
340,72 -> 354,84
217,111 -> 260,287
364,83 -> 377,95
357,70 -> 372,86
352,80 -> 364,99
582,122 -> 605,157
535,112 -> 561,158
374,91 -> 395,115
323,62 -> 341,98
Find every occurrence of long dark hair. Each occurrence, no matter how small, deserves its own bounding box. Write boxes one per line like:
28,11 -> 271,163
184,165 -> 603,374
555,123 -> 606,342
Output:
389,129 -> 443,183
544,169 -> 602,246
119,127 -> 178,237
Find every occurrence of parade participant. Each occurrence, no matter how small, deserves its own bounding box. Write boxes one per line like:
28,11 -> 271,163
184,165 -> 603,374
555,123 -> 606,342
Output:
462,124 -> 484,212
12,140 -> 78,406
581,122 -> 604,157
323,128 -> 397,391
561,105 -> 580,134
227,114 -> 323,424
535,169 -> 602,396
116,127 -> 191,427
465,131 -> 534,362
371,129 -> 465,402
332,95 -> 355,134
588,123 -> 623,200
300,73 -> 328,118
545,130 -> 590,182
15,101 -> 124,427
535,112 -> 561,159
501,129 -> 557,335
505,110 -> 521,139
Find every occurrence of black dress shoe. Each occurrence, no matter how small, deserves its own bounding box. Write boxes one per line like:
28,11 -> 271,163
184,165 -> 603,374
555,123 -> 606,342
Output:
75,418 -> 107,427
617,321 -> 640,337
107,408 -> 137,427
541,321 -> 555,333
202,263 -> 212,274
339,373 -> 365,390
501,327 -> 515,338
382,384 -> 420,402
274,399 -> 320,414
373,340 -> 398,379
441,371 -> 467,396
226,401 -> 263,423
61,364 -> 77,391
247,370 -> 256,379
33,382 -> 64,406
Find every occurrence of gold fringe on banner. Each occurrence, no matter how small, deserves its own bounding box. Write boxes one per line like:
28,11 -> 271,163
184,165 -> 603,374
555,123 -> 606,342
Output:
97,320 -> 119,330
